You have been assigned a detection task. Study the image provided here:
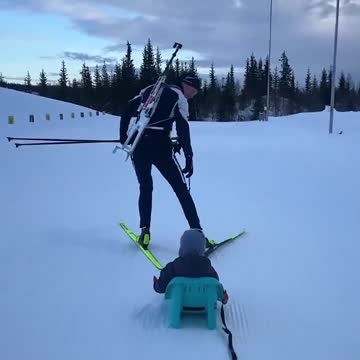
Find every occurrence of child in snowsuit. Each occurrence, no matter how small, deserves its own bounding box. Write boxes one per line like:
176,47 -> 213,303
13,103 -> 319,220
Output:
153,229 -> 228,304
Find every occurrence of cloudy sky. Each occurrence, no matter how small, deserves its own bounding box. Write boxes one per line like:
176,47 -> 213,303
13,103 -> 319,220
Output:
1,0 -> 359,86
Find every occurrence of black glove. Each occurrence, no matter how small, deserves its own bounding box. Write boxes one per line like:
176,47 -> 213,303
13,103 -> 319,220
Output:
182,155 -> 193,178
171,138 -> 182,155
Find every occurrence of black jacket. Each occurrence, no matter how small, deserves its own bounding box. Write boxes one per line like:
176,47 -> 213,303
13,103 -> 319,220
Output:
120,83 -> 193,158
153,255 -> 219,293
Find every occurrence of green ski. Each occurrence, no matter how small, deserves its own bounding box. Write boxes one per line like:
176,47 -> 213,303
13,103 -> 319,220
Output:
119,222 -> 163,270
120,221 -> 245,267
205,229 -> 246,256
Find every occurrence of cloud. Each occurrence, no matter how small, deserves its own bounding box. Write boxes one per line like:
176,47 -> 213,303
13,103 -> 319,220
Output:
61,51 -> 117,64
306,0 -> 360,18
4,76 -> 25,81
102,42 -> 143,53
2,0 -> 360,81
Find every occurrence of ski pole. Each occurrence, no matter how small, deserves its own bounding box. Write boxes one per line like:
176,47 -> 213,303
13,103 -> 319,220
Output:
14,140 -> 120,148
8,137 -> 119,142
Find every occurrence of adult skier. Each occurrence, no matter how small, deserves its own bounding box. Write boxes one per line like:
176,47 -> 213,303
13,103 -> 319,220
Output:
119,75 -> 215,250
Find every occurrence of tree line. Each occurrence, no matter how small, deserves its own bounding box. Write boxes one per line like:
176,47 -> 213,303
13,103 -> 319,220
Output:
1,38 -> 359,121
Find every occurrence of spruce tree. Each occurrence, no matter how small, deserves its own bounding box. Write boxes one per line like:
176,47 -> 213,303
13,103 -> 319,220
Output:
208,62 -> 219,119
174,58 -> 181,81
348,78 -> 357,111
218,73 -> 230,121
113,63 -> 122,90
101,61 -> 110,89
264,56 -> 272,97
59,60 -> 68,100
71,78 -> 81,104
218,64 -> 237,121
72,78 -> 79,88
242,58 -> 250,101
94,65 -> 101,89
345,73 -> 352,94
121,41 -> 138,103
0,72 -> 5,87
327,67 -> 332,102
248,54 -> 258,99
110,62 -> 122,113
290,71 -> 296,98
256,57 -> 268,117
94,65 -> 102,105
240,53 -> 259,104
319,68 -> 328,106
258,58 -> 265,96
181,61 -> 190,77
312,74 -> 319,94
305,68 -> 312,95
228,64 -> 236,116
336,71 -> 352,110
311,74 -> 322,110
279,51 -> 293,98
272,66 -> 280,115
24,71 -> 32,90
165,60 -> 176,83
101,61 -> 110,106
209,63 -> 218,92
337,71 -> 346,98
289,71 -> 296,113
155,46 -> 162,77
80,63 -> 93,106
139,38 -> 157,88
198,79 -> 210,118
188,57 -> 198,77
39,69 -> 47,95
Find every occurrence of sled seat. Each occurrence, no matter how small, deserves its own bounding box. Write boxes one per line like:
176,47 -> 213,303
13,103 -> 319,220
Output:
164,277 -> 224,329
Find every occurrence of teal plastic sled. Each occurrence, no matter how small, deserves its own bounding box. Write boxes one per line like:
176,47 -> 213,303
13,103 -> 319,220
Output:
164,277 -> 224,330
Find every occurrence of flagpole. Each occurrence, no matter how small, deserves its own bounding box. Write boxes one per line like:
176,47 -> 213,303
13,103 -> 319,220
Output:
329,0 -> 340,134
266,0 -> 273,121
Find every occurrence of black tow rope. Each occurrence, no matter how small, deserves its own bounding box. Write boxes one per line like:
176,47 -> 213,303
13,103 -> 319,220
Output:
221,304 -> 238,360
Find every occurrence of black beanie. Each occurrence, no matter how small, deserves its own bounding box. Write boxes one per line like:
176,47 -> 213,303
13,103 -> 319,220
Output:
181,76 -> 201,91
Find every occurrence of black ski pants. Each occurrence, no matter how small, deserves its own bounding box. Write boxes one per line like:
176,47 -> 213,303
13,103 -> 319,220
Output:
131,131 -> 202,230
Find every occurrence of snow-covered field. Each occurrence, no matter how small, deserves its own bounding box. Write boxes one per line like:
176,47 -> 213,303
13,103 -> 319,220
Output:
1,87 -> 359,360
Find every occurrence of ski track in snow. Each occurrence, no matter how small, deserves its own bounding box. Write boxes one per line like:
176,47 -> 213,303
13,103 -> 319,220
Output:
229,301 -> 249,344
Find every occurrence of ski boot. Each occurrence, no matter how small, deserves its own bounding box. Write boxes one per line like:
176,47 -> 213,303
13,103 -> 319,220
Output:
138,227 -> 151,250
206,238 -> 217,249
